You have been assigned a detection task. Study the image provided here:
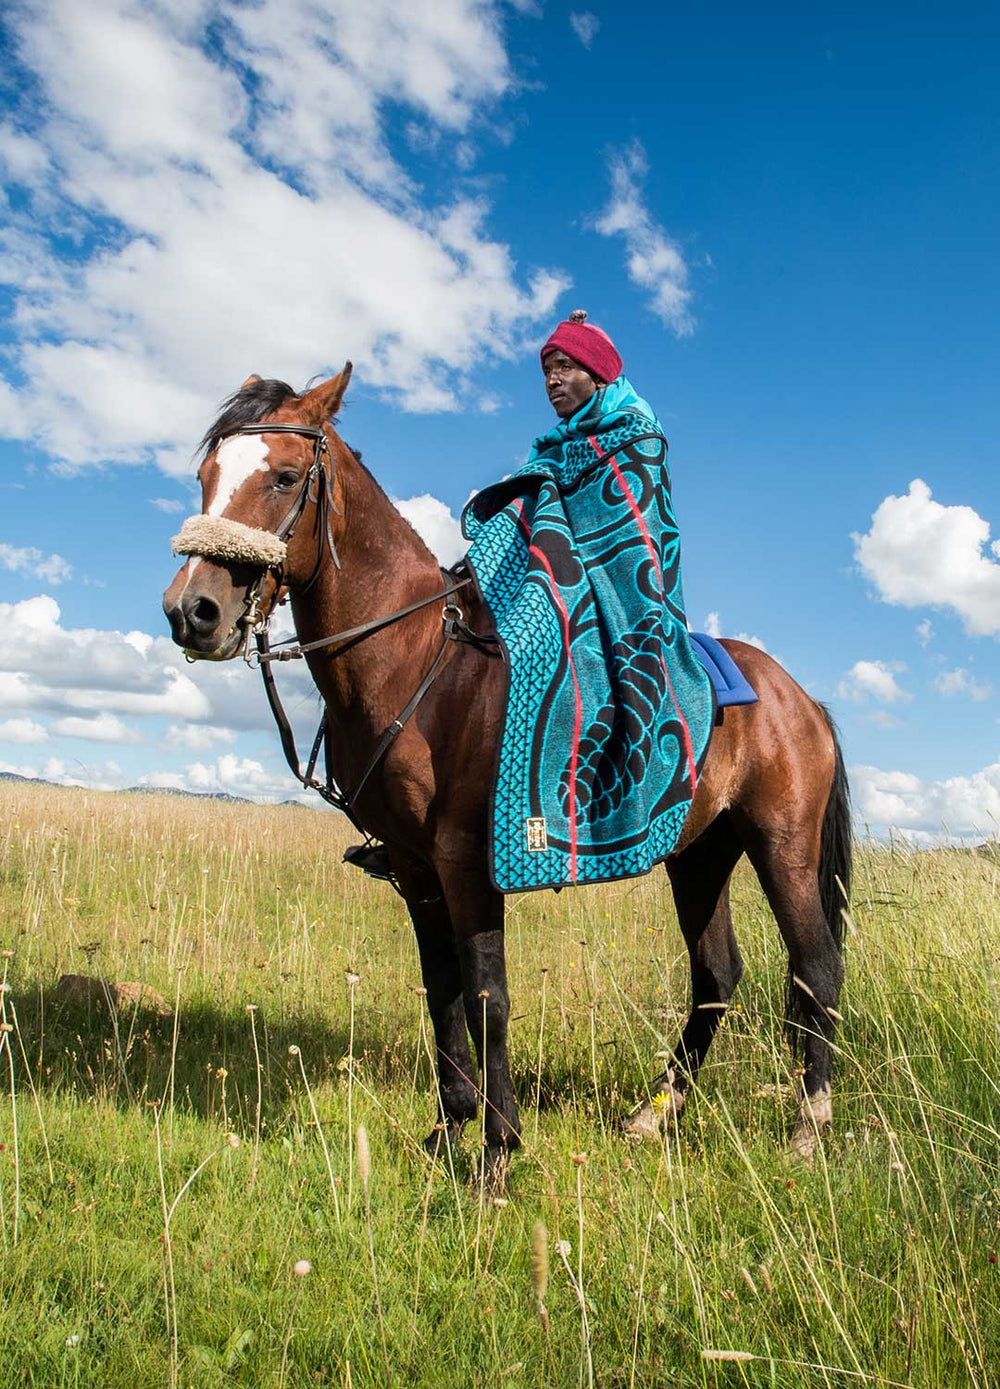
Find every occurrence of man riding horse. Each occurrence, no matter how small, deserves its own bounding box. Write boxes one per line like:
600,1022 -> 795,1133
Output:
164,313 -> 848,1178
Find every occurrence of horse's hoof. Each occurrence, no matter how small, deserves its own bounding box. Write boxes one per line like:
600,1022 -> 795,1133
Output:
479,1145 -> 512,1193
623,1086 -> 685,1141
787,1125 -> 821,1162
787,1085 -> 832,1162
423,1122 -> 459,1157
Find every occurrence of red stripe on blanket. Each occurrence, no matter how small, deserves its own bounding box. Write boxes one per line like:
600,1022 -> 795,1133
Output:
588,436 -> 698,794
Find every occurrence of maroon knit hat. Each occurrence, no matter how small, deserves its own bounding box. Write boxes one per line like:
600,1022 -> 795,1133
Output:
540,309 -> 623,383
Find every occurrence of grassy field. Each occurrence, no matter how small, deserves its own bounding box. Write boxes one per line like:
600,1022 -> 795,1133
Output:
0,780 -> 998,1387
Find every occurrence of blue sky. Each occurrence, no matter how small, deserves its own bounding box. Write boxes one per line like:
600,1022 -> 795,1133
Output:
1,1 -> 998,838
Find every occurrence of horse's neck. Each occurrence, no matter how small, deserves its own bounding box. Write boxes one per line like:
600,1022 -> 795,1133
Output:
291,453 -> 445,721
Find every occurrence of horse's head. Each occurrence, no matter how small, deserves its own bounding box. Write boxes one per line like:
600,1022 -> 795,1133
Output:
163,364 -> 352,660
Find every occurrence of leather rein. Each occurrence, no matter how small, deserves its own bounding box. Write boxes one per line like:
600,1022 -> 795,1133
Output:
200,421 -> 494,823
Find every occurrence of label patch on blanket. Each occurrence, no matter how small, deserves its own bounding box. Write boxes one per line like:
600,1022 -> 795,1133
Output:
463,377 -> 716,893
525,817 -> 548,852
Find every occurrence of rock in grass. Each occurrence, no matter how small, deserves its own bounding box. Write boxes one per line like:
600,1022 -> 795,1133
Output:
56,974 -> 172,1018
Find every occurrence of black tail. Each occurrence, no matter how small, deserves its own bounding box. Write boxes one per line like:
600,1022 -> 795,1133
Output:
817,703 -> 851,951
785,703 -> 851,1055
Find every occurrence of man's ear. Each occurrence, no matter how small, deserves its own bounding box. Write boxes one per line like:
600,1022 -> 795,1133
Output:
301,363 -> 353,423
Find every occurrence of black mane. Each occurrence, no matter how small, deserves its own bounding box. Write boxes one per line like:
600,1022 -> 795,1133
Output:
198,375 -> 362,464
198,378 -> 297,455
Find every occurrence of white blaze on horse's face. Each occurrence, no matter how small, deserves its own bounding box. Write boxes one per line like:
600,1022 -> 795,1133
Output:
206,435 -> 271,517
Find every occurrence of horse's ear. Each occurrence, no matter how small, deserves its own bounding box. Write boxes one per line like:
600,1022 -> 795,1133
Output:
302,362 -> 353,423
240,373 -> 262,390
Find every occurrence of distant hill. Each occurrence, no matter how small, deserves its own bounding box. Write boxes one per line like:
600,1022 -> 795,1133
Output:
126,785 -> 249,803
0,771 -> 330,811
0,771 -> 250,805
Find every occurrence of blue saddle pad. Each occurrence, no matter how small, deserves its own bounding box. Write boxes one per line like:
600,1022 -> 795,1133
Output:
689,633 -> 758,709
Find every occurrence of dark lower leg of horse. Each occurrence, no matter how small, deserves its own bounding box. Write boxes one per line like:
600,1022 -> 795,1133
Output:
741,829 -> 845,1160
625,812 -> 744,1141
458,929 -> 521,1178
401,885 -> 480,1154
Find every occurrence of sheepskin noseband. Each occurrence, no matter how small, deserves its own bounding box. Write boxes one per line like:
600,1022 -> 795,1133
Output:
171,515 -> 288,568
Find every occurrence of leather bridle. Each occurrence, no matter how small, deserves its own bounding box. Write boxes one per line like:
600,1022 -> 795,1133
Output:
211,421 -> 341,645
192,420 -> 492,827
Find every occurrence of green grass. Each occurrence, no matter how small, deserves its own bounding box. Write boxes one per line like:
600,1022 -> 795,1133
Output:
0,782 -> 998,1387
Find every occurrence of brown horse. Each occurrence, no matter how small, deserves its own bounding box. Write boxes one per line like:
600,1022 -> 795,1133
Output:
163,366 -> 850,1176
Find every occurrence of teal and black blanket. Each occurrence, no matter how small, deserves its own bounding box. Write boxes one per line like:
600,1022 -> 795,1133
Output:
463,377 -> 715,892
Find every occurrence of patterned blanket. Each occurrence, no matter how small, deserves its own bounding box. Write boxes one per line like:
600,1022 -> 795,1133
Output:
463,377 -> 715,892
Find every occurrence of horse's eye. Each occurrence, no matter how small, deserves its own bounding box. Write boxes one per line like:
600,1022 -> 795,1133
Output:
274,471 -> 300,490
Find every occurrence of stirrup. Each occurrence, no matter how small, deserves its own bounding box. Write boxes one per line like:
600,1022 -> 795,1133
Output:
343,841 -> 394,881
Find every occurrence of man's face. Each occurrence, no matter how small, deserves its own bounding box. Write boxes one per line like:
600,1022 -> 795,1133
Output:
542,350 -> 600,419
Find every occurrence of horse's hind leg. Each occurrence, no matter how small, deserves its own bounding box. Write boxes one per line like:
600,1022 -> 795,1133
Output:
736,818 -> 844,1160
395,863 -> 480,1153
625,812 -> 745,1139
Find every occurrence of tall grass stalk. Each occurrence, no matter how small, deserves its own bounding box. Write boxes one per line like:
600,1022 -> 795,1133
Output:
246,1003 -> 263,1184
289,1044 -> 341,1225
533,966 -> 548,1138
8,998 -> 53,1185
0,958 -> 20,1246
357,1125 -> 391,1385
166,972 -> 182,1142
346,971 -> 358,1215
555,1228 -> 594,1389
0,1025 -> 19,1246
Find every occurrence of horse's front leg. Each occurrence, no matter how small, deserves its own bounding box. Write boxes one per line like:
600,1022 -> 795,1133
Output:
394,862 -> 480,1153
439,861 -> 521,1180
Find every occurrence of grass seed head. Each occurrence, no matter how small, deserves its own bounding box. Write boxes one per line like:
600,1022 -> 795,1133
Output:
530,1221 -> 549,1304
293,1259 -> 312,1278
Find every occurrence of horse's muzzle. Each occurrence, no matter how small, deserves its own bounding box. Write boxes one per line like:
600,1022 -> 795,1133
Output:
163,590 -> 246,661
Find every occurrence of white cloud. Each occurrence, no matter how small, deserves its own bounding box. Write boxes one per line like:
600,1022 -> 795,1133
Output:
0,593 -> 317,738
163,723 -> 237,751
150,497 -> 185,514
853,479 -> 1000,637
700,611 -> 767,651
837,659 -> 911,705
916,619 -> 933,646
932,667 -> 992,702
0,121 -> 50,182
570,12 -> 600,48
0,760 -> 41,779
0,542 -> 72,585
394,493 -> 466,566
0,717 -> 47,745
0,0 -> 567,473
138,753 -> 301,802
51,712 -> 142,744
852,759 -> 1000,839
866,709 -> 903,730
0,756 -> 125,792
592,140 -> 693,335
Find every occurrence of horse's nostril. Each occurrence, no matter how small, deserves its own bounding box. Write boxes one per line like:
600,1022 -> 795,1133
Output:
164,603 -> 188,644
186,594 -> 222,634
